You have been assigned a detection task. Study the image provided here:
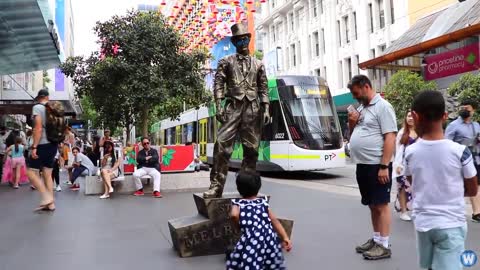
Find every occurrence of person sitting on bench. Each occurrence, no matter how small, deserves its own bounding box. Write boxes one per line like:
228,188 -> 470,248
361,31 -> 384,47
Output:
133,137 -> 161,198
68,147 -> 96,191
99,141 -> 121,199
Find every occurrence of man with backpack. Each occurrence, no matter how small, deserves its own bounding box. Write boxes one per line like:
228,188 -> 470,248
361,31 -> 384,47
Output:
27,89 -> 66,211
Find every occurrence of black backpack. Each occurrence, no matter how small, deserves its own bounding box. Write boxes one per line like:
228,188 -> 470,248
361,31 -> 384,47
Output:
42,102 -> 66,143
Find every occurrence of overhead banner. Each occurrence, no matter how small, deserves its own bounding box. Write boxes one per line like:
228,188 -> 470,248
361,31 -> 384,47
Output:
424,43 -> 479,81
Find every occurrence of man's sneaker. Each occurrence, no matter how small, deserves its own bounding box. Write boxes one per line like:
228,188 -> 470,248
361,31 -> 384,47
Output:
153,191 -> 162,198
133,190 -> 144,196
69,184 -> 80,191
400,212 -> 412,221
363,243 -> 392,260
355,238 -> 375,254
56,185 -> 62,192
64,180 -> 72,185
472,214 -> 480,223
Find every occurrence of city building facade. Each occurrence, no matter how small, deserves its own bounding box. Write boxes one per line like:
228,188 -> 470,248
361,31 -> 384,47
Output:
256,0 -> 457,109
0,0 -> 79,127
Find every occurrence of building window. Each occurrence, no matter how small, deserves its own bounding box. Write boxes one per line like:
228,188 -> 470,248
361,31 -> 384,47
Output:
370,49 -> 377,79
379,44 -> 386,55
347,57 -> 352,81
355,54 -> 360,74
323,66 -> 327,79
314,68 -> 321,77
378,0 -> 385,29
291,44 -> 296,67
298,41 -> 302,64
390,0 -> 395,24
368,3 -> 374,33
313,0 -> 318,17
344,16 -> 350,44
313,31 -> 320,57
353,12 -> 358,40
338,61 -> 343,88
273,25 -> 276,42
321,28 -> 325,53
320,0 -> 323,14
277,22 -> 283,41
337,20 -> 342,46
289,13 -> 294,32
286,47 -> 290,69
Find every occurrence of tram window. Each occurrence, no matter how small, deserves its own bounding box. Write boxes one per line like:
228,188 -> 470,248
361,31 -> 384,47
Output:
191,122 -> 197,143
182,124 -> 188,143
262,101 -> 288,141
207,117 -> 217,143
171,128 -> 177,145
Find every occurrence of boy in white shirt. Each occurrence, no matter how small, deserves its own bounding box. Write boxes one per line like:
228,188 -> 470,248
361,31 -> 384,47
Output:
405,90 -> 478,270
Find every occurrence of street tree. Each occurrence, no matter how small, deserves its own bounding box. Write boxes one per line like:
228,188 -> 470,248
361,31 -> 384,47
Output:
384,70 -> 437,123
61,10 -> 210,138
448,73 -> 480,121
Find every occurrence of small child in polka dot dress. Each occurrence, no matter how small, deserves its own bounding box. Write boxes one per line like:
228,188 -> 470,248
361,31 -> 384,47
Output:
226,172 -> 292,270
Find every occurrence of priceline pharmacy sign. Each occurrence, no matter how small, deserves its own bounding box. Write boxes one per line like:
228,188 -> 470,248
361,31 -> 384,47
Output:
424,43 -> 479,81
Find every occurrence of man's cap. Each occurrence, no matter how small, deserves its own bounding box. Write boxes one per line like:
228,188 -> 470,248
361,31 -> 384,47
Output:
35,89 -> 49,100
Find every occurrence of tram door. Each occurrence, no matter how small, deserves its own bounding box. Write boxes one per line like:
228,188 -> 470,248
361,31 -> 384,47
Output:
175,126 -> 182,145
199,119 -> 208,162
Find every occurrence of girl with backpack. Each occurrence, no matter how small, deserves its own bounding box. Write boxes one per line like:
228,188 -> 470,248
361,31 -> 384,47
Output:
2,137 -> 28,188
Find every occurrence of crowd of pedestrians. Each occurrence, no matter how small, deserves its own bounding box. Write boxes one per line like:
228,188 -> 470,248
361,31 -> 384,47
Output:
347,75 -> 479,270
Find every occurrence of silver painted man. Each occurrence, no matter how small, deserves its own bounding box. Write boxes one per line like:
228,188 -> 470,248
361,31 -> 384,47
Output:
203,23 -> 270,198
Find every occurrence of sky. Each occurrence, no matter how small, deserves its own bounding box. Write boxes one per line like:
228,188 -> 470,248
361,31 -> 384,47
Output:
72,0 -> 168,57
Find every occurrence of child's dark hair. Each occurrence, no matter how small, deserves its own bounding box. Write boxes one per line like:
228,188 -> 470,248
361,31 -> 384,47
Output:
412,90 -> 445,121
236,172 -> 262,198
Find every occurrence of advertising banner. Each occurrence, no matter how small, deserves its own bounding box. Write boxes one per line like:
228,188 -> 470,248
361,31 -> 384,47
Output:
424,43 -> 479,81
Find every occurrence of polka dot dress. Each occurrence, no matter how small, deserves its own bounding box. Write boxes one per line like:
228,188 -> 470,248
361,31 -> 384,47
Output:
226,197 -> 286,270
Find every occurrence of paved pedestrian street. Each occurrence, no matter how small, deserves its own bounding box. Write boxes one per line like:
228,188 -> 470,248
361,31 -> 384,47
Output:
1,167 -> 479,270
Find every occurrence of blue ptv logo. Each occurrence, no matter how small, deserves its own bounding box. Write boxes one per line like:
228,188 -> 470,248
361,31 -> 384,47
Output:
461,250 -> 478,267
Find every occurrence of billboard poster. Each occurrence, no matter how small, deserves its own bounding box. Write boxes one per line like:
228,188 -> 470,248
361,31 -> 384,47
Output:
424,43 -> 480,81
55,0 -> 65,91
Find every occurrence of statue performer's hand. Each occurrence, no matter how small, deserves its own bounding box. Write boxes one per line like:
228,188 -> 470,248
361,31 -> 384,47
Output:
216,100 -> 226,123
262,104 -> 270,125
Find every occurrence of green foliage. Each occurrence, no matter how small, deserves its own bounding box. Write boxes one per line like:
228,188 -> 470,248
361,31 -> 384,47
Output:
448,73 -> 480,121
80,96 -> 98,128
384,70 -> 437,123
253,50 -> 264,61
60,10 -> 210,138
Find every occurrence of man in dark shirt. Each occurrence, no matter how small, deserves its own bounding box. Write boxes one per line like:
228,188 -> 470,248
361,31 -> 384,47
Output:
132,137 -> 161,198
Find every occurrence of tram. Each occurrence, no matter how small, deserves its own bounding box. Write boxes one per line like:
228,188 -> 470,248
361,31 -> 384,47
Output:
151,75 -> 346,171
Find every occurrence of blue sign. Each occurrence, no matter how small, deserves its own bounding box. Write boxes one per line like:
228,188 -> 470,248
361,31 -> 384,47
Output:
461,250 -> 478,267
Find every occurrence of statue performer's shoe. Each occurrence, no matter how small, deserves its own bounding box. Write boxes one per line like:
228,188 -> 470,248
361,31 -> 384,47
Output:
203,187 -> 223,198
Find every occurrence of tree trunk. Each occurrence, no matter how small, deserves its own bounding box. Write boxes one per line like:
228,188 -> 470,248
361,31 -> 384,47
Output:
141,106 -> 149,138
126,124 -> 131,145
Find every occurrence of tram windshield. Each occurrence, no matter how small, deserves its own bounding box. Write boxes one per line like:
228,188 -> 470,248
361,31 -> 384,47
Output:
279,84 -> 342,150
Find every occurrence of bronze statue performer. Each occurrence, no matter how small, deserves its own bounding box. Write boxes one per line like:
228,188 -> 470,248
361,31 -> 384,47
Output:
203,23 -> 270,198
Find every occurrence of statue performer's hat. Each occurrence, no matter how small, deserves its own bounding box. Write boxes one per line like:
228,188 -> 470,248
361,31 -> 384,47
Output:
231,23 -> 251,38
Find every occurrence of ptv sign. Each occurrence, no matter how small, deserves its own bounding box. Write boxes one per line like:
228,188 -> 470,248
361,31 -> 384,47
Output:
325,153 -> 336,161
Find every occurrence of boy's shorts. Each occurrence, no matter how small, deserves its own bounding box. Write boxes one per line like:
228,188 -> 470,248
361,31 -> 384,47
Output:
355,164 -> 392,206
416,226 -> 466,270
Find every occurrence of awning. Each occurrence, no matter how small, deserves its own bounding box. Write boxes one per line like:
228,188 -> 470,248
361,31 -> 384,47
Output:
359,0 -> 480,70
0,0 -> 62,75
333,92 -> 357,112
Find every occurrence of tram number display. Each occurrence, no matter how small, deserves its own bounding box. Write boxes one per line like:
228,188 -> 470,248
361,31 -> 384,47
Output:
274,133 -> 285,139
293,86 -> 328,97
